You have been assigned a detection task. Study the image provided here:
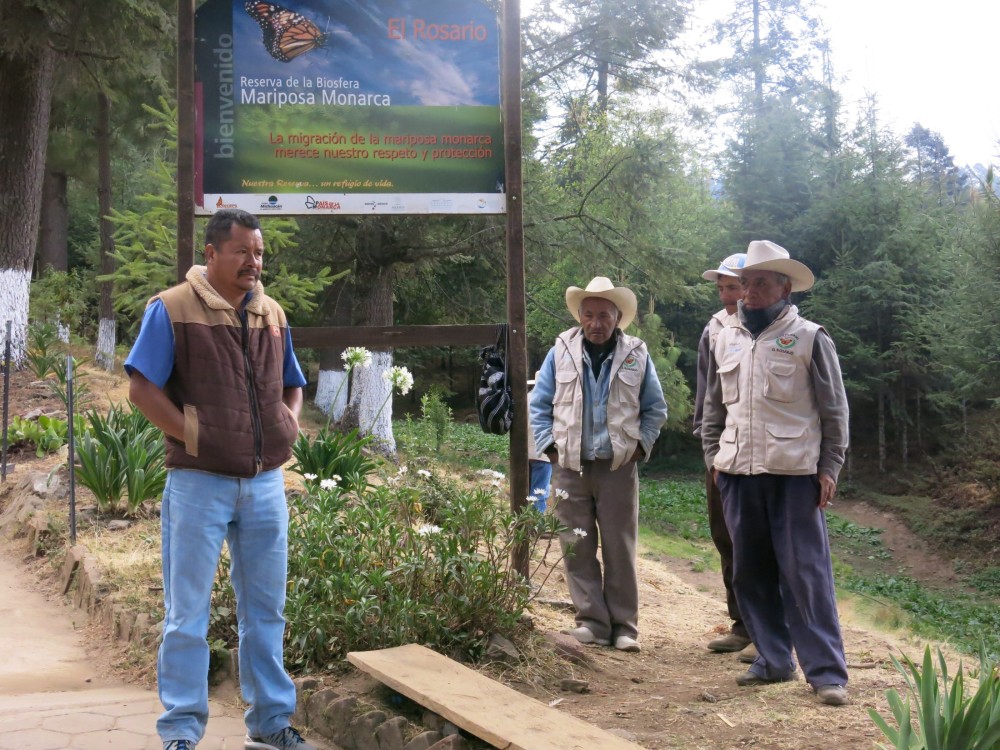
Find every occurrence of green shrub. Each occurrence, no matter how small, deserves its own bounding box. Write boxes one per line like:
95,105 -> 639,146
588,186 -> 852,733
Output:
278,476 -> 558,671
420,386 -> 453,453
290,427 -> 380,494
25,321 -> 62,380
48,355 -> 92,411
869,644 -> 1000,749
75,405 -> 165,516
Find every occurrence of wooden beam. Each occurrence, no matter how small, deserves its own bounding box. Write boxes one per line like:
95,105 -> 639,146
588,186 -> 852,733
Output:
290,324 -> 500,350
176,0 -> 195,283
502,0 -> 529,576
348,645 -> 641,750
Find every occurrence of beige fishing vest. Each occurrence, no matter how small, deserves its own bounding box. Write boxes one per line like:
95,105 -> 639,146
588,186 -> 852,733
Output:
551,327 -> 648,472
712,305 -> 822,475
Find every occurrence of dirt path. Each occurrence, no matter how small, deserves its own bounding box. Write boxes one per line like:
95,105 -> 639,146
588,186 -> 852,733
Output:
0,540 -> 114,694
508,540 -> 940,750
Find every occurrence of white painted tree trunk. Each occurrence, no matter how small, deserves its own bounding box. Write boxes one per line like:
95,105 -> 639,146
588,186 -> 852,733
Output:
0,269 -> 30,367
56,318 -> 69,343
95,318 -> 116,371
350,350 -> 396,455
314,368 -> 348,422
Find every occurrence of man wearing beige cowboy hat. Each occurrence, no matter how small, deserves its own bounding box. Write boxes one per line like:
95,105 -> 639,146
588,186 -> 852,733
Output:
693,252 -> 756,661
701,241 -> 851,706
529,277 -> 667,652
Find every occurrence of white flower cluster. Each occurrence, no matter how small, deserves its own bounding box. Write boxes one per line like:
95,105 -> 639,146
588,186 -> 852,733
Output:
383,365 -> 414,395
415,523 -> 442,536
417,469 -> 431,478
341,346 -> 373,370
476,469 -> 506,480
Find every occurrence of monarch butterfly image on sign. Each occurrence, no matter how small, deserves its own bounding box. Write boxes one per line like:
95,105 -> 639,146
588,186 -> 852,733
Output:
244,1 -> 327,63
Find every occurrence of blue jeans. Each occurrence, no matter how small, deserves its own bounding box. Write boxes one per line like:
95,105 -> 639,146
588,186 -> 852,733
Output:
157,468 -> 296,743
528,459 -> 552,512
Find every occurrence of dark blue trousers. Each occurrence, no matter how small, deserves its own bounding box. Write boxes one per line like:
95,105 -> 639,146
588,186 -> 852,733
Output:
717,472 -> 848,688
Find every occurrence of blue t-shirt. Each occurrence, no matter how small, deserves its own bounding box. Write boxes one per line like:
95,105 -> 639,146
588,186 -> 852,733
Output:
124,298 -> 307,389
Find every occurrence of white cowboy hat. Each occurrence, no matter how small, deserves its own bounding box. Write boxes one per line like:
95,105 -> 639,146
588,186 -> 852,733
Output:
565,277 -> 638,330
702,252 -> 747,281
742,240 -> 815,292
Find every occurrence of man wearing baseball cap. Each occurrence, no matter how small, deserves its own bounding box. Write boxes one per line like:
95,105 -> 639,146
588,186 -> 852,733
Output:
701,241 -> 850,706
530,277 -> 667,653
693,253 -> 755,660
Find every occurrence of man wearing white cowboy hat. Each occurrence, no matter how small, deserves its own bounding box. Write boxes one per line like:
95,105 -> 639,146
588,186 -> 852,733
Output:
529,277 -> 667,653
693,252 -> 756,659
701,240 -> 851,706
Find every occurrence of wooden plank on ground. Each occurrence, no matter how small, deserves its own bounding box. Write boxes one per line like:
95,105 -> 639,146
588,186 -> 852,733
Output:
347,644 -> 641,750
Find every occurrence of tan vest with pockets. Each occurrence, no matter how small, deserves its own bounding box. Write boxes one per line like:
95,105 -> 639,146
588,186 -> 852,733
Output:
712,305 -> 822,476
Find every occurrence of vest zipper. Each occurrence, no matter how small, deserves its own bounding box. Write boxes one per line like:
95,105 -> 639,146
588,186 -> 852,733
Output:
240,311 -> 263,475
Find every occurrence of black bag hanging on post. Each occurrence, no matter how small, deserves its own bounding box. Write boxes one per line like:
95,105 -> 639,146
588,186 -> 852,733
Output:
476,323 -> 514,435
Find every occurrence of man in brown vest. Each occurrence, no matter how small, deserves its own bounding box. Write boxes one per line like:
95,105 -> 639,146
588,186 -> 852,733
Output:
125,209 -> 317,750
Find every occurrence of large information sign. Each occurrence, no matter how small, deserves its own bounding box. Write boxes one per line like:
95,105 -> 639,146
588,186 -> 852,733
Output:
195,0 -> 504,215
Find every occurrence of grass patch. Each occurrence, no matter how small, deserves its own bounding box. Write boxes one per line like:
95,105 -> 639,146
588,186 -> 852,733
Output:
638,527 -> 716,571
638,477 -> 710,541
826,512 -> 892,561
841,572 -> 1000,658
395,417 -> 509,473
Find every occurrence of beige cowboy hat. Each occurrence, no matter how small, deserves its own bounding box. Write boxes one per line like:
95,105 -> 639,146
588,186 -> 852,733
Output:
742,240 -> 815,292
702,252 -> 747,281
565,277 -> 638,330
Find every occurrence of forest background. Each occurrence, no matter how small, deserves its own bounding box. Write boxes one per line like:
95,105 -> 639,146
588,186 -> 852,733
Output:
2,0 -> 1000,557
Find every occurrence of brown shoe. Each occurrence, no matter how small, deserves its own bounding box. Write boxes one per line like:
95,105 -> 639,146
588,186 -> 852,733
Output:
738,643 -> 758,664
707,632 -> 752,652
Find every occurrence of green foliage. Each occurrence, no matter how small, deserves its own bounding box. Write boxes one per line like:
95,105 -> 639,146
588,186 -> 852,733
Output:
843,573 -> 1000,657
826,513 -> 892,561
25,322 -> 63,380
29,269 -> 94,337
74,405 -> 166,516
394,419 -> 509,472
279,476 -> 556,671
638,478 -> 711,541
869,645 -> 1000,750
7,415 -> 76,457
419,385 -> 453,452
48,355 -> 92,411
966,568 -> 1000,599
290,427 -> 380,495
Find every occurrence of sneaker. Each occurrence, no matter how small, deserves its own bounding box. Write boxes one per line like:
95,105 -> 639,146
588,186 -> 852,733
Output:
164,742 -> 197,750
738,643 -> 759,664
735,670 -> 799,687
614,635 -> 641,652
816,684 -> 849,706
707,632 -> 752,652
561,625 -> 611,646
245,726 -> 318,750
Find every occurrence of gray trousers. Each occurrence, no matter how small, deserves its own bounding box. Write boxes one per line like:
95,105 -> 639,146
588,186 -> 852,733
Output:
552,459 -> 639,641
717,472 -> 849,688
